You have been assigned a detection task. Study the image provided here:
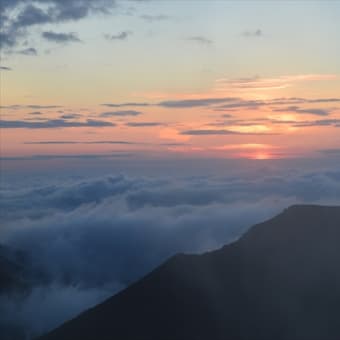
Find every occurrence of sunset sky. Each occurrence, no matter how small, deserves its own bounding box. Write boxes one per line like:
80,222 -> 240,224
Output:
1,0 -> 340,162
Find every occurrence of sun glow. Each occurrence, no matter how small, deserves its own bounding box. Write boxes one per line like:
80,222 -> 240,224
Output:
252,152 -> 272,160
236,151 -> 275,160
229,125 -> 271,133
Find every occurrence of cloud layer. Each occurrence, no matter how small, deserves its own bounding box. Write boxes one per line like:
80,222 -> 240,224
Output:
1,161 -> 340,337
42,31 -> 82,43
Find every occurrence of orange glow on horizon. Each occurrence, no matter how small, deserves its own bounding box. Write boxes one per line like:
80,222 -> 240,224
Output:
236,151 -> 277,160
252,152 -> 272,160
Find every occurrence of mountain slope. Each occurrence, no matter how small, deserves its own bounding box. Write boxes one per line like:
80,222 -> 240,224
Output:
38,205 -> 340,340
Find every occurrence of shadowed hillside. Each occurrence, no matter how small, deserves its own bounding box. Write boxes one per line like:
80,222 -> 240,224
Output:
38,205 -> 340,340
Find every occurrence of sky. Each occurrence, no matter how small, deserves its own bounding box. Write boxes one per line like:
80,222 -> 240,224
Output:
1,0 -> 340,164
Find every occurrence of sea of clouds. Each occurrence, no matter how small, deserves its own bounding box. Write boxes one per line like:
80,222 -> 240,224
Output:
1,157 -> 340,338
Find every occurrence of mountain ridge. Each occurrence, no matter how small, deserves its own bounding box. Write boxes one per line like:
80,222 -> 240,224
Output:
38,204 -> 340,340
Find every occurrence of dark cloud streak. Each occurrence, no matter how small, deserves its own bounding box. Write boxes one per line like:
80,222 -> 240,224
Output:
1,153 -> 132,161
101,97 -> 340,110
18,47 -> 38,56
159,98 -> 238,108
42,31 -> 82,43
0,119 -> 115,129
100,110 -> 142,117
186,36 -> 213,45
126,122 -> 163,127
140,14 -> 170,22
242,29 -> 262,37
104,31 -> 132,41
101,102 -> 150,108
181,129 -> 277,136
273,105 -> 332,116
24,140 -> 138,145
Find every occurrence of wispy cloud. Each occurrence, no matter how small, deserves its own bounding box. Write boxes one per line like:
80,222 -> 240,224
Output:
308,98 -> 340,103
23,140 -> 189,147
181,129 -> 240,136
1,104 -> 62,109
0,66 -> 12,71
242,29 -> 262,37
292,119 -> 340,128
126,122 -> 163,127
42,31 -> 82,43
215,74 -> 337,91
101,96 -> 340,112
181,129 -> 277,136
159,98 -> 237,108
215,100 -> 263,111
18,47 -> 38,56
24,140 -> 138,145
273,106 -> 333,116
214,143 -> 275,150
104,31 -> 132,41
102,102 -> 150,108
0,119 -> 115,129
140,14 -> 170,22
1,152 -> 132,161
100,110 -> 142,117
186,36 -> 213,45
160,142 -> 191,147
59,113 -> 82,119
103,98 -> 237,108
268,117 -> 340,128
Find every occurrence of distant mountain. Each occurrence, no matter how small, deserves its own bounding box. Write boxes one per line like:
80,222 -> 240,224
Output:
0,245 -> 34,340
39,205 -> 340,340
0,244 -> 32,295
0,244 -> 50,340
0,243 -> 50,296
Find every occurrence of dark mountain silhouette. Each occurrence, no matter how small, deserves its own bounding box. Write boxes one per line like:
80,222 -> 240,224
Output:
0,245 -> 37,340
0,244 -> 50,296
0,244 -> 32,295
0,245 -> 51,340
38,205 -> 340,340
